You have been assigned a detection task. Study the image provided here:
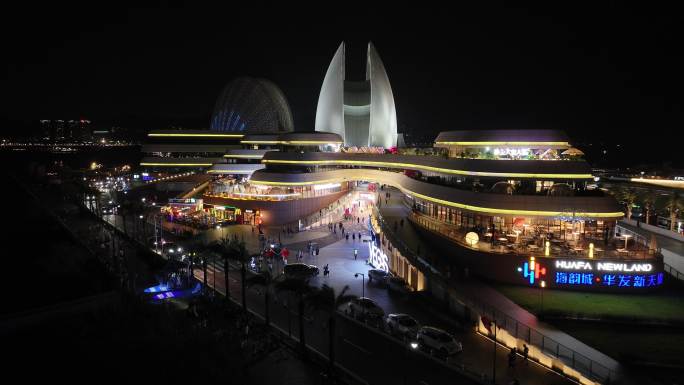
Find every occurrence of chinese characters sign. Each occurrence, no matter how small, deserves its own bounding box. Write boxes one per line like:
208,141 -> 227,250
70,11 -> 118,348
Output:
555,272 -> 664,288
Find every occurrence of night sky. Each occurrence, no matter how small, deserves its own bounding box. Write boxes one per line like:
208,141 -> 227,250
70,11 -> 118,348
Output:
4,3 -> 682,166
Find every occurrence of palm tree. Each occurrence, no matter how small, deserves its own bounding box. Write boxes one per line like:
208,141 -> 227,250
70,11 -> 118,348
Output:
275,278 -> 312,357
211,237 -> 232,300
306,284 -> 356,375
213,235 -> 250,309
638,190 -> 659,225
658,191 -> 684,232
614,186 -> 639,220
246,271 -> 275,327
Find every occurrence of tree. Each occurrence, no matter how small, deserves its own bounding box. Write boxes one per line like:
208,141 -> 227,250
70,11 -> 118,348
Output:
246,271 -> 275,327
614,187 -> 639,220
306,284 -> 356,375
638,190 -> 658,225
658,191 -> 683,232
275,278 -> 312,358
211,237 -> 232,300
212,235 -> 250,309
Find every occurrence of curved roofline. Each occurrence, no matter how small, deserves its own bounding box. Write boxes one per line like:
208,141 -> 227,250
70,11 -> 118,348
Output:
261,151 -> 593,179
248,169 -> 623,219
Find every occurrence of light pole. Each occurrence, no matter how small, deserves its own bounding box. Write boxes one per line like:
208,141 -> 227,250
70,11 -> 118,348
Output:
491,319 -> 497,384
540,280 -> 546,316
354,273 -> 365,298
404,341 -> 419,385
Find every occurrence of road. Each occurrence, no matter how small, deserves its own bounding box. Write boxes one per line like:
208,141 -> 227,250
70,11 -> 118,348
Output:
197,233 -> 575,385
95,189 -> 577,385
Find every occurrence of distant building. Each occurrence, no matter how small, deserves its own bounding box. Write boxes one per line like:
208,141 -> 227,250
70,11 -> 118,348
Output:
40,119 -> 91,141
315,42 -> 397,148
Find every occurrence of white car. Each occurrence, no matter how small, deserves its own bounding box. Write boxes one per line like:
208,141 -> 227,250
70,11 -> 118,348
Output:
416,326 -> 463,358
346,297 -> 384,320
385,313 -> 420,338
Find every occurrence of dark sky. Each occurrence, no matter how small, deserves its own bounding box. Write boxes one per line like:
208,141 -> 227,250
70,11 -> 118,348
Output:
4,3 -> 682,166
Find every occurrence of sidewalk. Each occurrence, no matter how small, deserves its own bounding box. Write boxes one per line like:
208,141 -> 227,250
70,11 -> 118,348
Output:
617,220 -> 684,275
378,187 -> 621,379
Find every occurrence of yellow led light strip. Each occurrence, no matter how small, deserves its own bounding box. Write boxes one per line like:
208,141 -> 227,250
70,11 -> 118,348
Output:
248,177 -> 623,218
140,162 -> 213,167
629,178 -> 684,188
241,140 -> 343,145
207,169 -> 257,174
249,178 -> 341,186
223,154 -> 264,158
261,159 -> 592,179
434,141 -> 570,146
148,133 -> 244,138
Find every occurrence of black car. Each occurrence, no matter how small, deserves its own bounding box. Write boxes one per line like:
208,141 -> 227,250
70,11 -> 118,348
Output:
283,263 -> 319,280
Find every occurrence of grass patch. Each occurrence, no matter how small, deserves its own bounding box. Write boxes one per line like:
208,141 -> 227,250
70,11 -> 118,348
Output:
553,320 -> 684,369
493,284 -> 684,321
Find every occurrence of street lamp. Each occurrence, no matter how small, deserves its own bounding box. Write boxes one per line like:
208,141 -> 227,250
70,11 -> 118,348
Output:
354,273 -> 365,298
404,341 -> 419,385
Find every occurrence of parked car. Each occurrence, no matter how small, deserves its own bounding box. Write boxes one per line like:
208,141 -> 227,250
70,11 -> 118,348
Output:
283,263 -> 319,280
368,269 -> 390,284
346,297 -> 385,320
360,235 -> 373,242
385,313 -> 420,338
416,326 -> 463,358
387,276 -> 411,294
161,243 -> 182,257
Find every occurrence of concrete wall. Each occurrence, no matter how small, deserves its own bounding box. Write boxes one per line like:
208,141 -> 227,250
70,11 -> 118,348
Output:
621,219 -> 684,242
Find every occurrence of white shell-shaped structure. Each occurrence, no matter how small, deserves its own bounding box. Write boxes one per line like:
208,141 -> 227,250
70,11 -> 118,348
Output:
315,42 -> 397,148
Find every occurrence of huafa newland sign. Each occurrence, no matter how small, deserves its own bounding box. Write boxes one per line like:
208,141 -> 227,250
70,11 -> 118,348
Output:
555,260 -> 653,272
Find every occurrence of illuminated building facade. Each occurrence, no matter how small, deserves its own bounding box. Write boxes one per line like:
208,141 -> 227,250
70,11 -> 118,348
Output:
315,42 -> 397,148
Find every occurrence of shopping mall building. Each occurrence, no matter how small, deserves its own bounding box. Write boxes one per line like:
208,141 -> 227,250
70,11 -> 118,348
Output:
140,42 -> 664,293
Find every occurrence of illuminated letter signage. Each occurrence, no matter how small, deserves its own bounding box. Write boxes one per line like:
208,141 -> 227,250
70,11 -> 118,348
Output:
555,260 -> 653,272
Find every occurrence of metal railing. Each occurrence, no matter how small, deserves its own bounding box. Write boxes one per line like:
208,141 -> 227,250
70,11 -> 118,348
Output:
373,206 -> 618,383
664,263 -> 684,281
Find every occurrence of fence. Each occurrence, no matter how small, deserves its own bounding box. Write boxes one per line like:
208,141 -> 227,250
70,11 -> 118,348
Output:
664,263 -> 684,281
373,206 -> 617,383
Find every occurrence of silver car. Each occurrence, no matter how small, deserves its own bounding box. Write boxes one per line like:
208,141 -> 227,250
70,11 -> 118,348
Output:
416,326 -> 463,358
346,297 -> 384,320
368,269 -> 390,284
385,313 -> 420,338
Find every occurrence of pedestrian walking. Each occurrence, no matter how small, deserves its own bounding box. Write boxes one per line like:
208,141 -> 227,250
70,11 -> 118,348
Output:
323,264 -> 329,276
522,344 -> 529,365
352,233 -> 356,241
508,348 -> 517,369
354,248 -> 358,260
357,217 -> 360,224
346,233 -> 349,241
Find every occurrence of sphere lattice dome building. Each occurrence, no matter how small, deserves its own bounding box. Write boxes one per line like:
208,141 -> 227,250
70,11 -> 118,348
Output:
210,77 -> 294,134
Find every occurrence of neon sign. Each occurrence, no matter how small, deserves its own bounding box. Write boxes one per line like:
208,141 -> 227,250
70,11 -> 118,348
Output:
517,257 -> 546,285
368,242 -> 389,272
555,260 -> 653,272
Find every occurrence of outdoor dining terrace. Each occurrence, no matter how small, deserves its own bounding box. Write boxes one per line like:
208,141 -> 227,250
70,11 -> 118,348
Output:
410,211 -> 656,261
